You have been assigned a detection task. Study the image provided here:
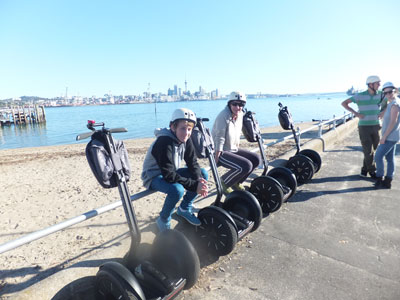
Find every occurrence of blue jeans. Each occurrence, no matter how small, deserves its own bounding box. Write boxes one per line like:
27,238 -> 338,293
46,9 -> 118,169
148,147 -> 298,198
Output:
150,168 -> 208,223
374,141 -> 397,179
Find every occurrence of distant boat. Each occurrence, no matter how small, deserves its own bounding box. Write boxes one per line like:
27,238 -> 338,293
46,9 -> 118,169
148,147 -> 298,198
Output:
346,86 -> 356,96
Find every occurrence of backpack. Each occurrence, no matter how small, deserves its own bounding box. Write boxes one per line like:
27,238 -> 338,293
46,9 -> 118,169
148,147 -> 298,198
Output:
242,110 -> 261,143
85,133 -> 131,188
190,125 -> 214,159
278,102 -> 293,130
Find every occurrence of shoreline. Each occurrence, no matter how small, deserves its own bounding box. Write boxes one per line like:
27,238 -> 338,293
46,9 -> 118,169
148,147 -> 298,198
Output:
0,120 -> 317,154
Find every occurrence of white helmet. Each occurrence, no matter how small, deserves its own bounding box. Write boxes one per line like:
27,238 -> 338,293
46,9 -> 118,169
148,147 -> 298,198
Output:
228,91 -> 246,104
382,82 -> 396,90
366,75 -> 381,85
170,108 -> 196,125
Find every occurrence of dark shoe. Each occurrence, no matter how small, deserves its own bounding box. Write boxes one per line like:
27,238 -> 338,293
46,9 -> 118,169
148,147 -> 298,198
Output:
369,172 -> 377,179
360,170 -> 368,178
382,177 -> 392,189
374,177 -> 384,189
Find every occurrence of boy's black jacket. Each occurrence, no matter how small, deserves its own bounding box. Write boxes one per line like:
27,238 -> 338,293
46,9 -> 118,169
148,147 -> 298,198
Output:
151,135 -> 202,192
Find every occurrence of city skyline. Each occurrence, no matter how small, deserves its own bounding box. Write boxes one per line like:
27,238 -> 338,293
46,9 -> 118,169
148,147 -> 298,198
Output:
1,80 -> 223,101
1,0 -> 399,99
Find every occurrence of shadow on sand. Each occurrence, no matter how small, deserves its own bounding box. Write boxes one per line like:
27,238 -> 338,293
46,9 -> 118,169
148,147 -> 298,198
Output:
50,216 -> 225,300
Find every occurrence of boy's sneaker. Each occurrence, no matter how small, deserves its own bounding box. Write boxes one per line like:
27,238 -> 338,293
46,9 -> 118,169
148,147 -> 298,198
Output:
232,183 -> 246,191
221,182 -> 234,195
156,217 -> 171,232
176,207 -> 201,226
360,170 -> 368,178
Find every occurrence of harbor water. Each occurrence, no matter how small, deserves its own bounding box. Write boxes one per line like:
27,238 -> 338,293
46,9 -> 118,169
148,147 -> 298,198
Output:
0,93 -> 348,150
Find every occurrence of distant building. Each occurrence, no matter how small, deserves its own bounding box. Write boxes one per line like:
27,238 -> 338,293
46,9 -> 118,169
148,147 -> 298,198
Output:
198,86 -> 205,97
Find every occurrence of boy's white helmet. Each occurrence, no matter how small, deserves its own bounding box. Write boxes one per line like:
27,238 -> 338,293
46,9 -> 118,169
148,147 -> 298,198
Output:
228,91 -> 247,103
382,82 -> 396,90
170,108 -> 196,125
366,75 -> 381,84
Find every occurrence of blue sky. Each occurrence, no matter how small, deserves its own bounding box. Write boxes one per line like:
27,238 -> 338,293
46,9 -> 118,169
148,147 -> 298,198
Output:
0,0 -> 399,99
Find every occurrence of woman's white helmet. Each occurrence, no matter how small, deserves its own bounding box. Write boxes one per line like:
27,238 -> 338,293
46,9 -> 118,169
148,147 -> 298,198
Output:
382,82 -> 396,90
228,91 -> 247,104
170,108 -> 196,125
366,75 -> 381,85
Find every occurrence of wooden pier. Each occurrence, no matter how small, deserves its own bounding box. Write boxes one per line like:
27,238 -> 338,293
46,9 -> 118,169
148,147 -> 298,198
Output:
0,105 -> 46,126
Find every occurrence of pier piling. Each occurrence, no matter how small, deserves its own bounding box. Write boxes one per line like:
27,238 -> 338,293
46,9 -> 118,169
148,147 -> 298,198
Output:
0,105 -> 46,127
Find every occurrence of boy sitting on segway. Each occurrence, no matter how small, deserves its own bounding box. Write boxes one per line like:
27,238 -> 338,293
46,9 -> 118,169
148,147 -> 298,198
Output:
141,108 -> 209,231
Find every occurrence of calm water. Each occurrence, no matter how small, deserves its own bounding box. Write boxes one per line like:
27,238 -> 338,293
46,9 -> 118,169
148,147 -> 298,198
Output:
0,93 -> 348,150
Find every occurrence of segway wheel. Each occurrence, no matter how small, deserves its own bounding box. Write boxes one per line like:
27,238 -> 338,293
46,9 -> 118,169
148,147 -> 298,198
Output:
249,176 -> 284,214
299,149 -> 322,173
222,190 -> 263,231
96,261 -> 145,300
151,229 -> 200,290
267,167 -> 297,200
286,154 -> 315,184
196,208 -> 238,257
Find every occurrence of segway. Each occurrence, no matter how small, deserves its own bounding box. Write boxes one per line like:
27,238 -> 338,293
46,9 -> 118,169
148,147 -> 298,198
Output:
278,102 -> 322,183
76,120 -> 200,300
192,118 -> 263,257
242,110 -> 297,214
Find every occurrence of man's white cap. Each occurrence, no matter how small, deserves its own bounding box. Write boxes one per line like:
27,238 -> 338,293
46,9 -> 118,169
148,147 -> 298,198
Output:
366,75 -> 381,84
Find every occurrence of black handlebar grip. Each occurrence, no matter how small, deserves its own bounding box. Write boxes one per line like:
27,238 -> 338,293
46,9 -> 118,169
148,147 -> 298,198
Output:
197,117 -> 209,122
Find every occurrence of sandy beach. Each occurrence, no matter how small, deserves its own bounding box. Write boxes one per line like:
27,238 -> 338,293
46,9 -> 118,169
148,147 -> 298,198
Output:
0,121 -> 327,297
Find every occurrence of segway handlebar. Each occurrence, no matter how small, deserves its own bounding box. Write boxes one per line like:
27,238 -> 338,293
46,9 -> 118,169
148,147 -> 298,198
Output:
197,117 -> 209,122
109,128 -> 128,133
76,132 -> 94,141
76,120 -> 128,141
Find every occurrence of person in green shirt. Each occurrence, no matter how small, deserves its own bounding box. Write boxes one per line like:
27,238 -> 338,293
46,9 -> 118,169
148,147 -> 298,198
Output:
341,75 -> 385,178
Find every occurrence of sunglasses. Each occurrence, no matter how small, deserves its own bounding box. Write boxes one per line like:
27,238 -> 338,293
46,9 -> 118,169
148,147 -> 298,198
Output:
230,101 -> 245,107
384,90 -> 394,95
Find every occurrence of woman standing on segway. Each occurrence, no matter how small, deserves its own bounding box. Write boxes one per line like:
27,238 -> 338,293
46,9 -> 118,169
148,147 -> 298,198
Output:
212,91 -> 261,194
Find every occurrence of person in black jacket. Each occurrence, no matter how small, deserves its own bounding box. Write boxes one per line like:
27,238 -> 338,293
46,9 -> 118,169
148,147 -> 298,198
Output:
141,108 -> 208,231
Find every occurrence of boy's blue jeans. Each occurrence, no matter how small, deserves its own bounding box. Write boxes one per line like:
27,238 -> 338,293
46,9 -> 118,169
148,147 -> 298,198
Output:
150,168 -> 208,223
375,141 -> 397,179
